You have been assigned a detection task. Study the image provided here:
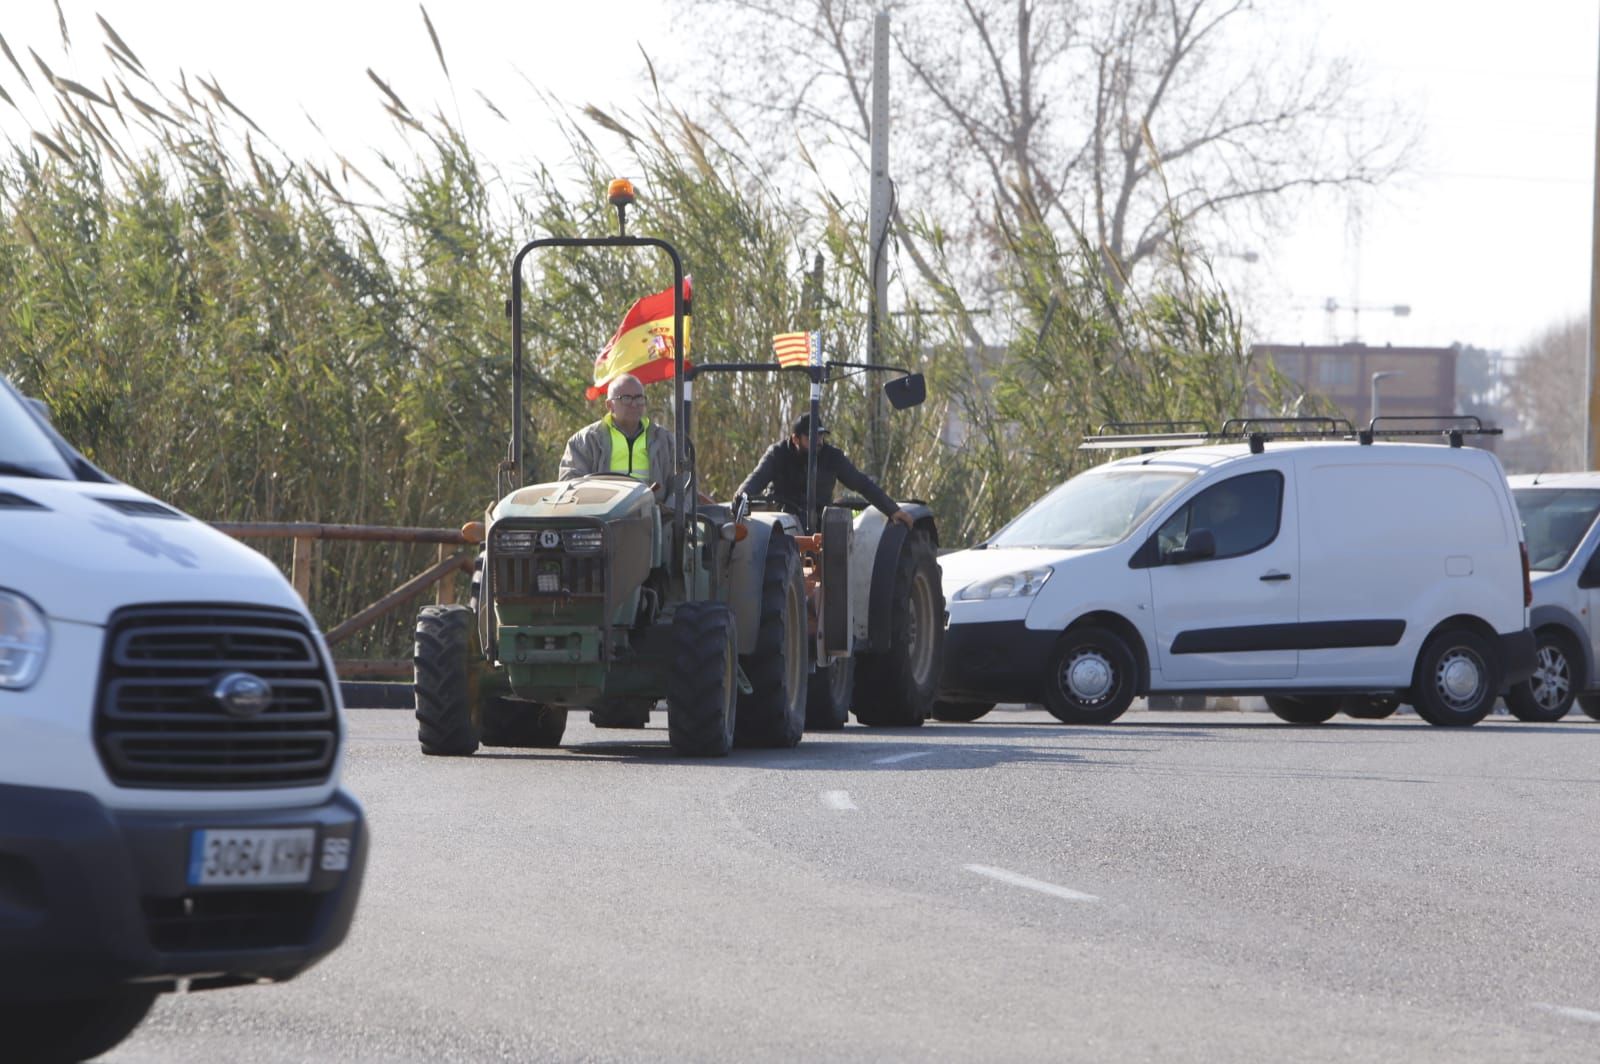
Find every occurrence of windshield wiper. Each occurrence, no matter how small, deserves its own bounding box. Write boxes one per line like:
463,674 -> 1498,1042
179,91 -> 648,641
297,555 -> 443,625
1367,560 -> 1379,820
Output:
0,460 -> 64,480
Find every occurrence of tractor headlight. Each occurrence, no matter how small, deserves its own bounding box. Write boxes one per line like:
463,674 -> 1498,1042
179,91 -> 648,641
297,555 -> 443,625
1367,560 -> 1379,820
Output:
494,530 -> 537,554
562,528 -> 603,552
954,567 -> 1053,601
0,590 -> 49,690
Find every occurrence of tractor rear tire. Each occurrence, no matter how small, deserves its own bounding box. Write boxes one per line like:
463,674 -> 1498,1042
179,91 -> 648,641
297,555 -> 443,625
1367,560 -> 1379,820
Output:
806,657 -> 854,730
414,604 -> 481,756
853,532 -> 944,727
481,697 -> 567,748
667,602 -> 738,757
736,532 -> 808,748
590,697 -> 654,728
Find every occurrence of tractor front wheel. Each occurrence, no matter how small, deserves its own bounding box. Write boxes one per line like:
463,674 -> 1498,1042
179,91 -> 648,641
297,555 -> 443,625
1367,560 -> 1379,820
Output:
414,604 -> 482,756
736,532 -> 808,748
667,602 -> 738,757
853,532 -> 944,727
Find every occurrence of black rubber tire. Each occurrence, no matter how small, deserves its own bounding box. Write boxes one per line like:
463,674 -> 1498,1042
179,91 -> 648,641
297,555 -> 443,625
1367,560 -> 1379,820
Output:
481,697 -> 567,747
1341,695 -> 1401,720
1505,628 -> 1581,722
589,697 -> 654,729
1580,694 -> 1600,722
931,700 -> 994,722
806,657 -> 853,730
1267,694 -> 1342,724
667,602 -> 738,757
1410,627 -> 1501,727
6,987 -> 160,1063
853,533 -> 944,727
1042,625 -> 1137,724
414,604 -> 481,756
735,532 -> 808,748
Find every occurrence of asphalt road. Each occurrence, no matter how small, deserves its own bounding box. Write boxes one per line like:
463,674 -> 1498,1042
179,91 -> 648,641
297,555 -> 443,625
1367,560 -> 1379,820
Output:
110,705 -> 1600,1063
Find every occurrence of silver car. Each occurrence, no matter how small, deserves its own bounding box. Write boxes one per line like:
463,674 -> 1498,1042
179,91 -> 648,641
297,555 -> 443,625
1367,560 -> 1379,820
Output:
1506,473 -> 1600,721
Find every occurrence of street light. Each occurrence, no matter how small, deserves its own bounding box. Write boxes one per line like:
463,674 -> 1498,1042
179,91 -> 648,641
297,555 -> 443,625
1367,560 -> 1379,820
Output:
1371,370 -> 1405,423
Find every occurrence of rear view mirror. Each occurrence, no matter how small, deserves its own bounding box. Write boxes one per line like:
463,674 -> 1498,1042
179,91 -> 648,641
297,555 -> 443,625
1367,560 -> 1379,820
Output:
1168,527 -> 1216,564
884,373 -> 926,410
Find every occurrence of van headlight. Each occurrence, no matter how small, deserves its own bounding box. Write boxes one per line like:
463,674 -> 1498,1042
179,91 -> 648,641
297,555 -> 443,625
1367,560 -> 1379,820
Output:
0,591 -> 48,690
954,568 -> 1053,601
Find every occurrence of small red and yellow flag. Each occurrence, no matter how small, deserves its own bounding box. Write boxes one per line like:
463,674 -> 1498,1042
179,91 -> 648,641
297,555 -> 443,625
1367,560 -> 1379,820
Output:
587,278 -> 693,400
772,331 -> 819,368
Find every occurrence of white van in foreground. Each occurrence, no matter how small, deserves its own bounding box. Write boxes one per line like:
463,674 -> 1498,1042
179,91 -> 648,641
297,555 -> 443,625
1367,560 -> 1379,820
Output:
0,375 -> 366,1061
938,426 -> 1534,727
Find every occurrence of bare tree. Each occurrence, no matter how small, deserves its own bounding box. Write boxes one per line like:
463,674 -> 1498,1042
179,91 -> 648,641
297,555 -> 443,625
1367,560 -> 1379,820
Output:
679,0 -> 1412,307
1507,317 -> 1586,471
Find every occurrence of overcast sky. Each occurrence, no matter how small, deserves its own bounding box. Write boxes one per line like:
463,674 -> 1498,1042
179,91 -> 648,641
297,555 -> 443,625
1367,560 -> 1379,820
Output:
0,0 -> 1594,361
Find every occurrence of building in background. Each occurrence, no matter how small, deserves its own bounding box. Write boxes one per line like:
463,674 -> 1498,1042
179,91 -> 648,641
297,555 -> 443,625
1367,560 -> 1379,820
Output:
1251,342 -> 1458,426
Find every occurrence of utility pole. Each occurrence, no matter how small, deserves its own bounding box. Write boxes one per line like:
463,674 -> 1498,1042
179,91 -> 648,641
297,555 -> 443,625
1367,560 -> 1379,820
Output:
1588,10 -> 1600,468
866,10 -> 891,474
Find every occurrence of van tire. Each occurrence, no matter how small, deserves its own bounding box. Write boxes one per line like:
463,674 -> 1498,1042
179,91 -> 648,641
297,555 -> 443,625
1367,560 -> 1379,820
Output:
667,602 -> 738,757
1505,629 -> 1580,722
1342,695 -> 1401,719
1411,628 -> 1500,726
1042,626 -> 1137,725
1580,695 -> 1600,721
735,532 -> 808,748
806,657 -> 853,730
1267,694 -> 1341,724
414,604 -> 481,756
853,533 -> 943,727
481,697 -> 567,747
931,701 -> 994,722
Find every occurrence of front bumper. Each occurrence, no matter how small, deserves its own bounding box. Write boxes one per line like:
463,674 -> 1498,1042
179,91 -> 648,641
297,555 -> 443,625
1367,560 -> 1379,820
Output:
0,783 -> 367,1001
938,619 -> 1059,703
1499,627 -> 1538,688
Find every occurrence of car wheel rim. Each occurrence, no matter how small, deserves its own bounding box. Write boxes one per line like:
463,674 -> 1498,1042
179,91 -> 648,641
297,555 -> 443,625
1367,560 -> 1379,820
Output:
1063,649 -> 1114,704
1531,645 -> 1570,710
1435,647 -> 1486,710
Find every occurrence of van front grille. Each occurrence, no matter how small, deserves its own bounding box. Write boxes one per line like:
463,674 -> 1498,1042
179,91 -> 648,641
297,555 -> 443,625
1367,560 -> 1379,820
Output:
95,605 -> 338,789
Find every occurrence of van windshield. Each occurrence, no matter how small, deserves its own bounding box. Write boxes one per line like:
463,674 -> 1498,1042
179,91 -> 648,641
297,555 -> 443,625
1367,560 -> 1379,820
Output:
1514,487 -> 1600,572
0,381 -> 73,480
988,468 -> 1195,550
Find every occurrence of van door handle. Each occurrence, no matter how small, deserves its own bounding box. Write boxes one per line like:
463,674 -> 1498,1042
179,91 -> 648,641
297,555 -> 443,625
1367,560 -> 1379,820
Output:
1259,572 -> 1291,582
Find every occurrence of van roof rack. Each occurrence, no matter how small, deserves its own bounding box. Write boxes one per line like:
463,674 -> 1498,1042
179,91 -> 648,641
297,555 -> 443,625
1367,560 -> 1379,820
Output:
1080,415 -> 1501,455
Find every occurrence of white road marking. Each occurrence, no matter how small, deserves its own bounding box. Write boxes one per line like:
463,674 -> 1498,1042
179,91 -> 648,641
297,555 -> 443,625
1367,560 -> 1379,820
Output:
872,750 -> 934,765
1533,1003 -> 1600,1024
822,790 -> 858,811
965,864 -> 1099,903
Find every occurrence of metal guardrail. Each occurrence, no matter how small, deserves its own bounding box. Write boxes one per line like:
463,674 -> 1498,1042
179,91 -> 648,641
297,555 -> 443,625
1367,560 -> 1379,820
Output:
211,522 -> 475,678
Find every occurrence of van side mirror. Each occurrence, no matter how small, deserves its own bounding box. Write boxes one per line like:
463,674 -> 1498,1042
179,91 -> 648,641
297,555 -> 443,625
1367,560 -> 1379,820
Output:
1168,527 -> 1216,564
884,373 -> 926,410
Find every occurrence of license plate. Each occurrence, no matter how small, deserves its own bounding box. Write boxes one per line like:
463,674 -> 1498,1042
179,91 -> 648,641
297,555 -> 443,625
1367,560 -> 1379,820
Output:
188,828 -> 315,887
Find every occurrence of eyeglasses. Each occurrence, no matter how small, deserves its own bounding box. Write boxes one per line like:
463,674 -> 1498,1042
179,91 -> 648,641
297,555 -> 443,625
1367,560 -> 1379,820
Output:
610,394 -> 647,404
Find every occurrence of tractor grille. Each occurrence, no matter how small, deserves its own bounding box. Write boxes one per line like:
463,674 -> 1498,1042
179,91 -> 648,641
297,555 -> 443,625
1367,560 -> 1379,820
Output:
495,549 -> 605,598
95,605 -> 338,789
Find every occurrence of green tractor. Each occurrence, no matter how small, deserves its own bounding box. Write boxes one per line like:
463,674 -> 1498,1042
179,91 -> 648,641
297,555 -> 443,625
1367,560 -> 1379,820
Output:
413,181 -> 942,758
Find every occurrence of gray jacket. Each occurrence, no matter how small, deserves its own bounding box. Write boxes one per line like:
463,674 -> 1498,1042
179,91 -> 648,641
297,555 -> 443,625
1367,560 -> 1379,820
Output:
558,417 -> 676,485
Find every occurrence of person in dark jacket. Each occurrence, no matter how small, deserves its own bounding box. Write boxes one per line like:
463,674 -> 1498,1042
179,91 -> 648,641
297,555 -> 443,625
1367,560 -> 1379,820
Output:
735,412 -> 915,529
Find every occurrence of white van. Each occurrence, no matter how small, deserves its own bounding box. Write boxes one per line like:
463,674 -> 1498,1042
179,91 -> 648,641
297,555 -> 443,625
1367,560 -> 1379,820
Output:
937,428 -> 1534,727
0,375 -> 367,1061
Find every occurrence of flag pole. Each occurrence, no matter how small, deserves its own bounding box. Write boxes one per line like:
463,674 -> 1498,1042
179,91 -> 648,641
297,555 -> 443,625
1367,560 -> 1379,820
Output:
805,331 -> 822,534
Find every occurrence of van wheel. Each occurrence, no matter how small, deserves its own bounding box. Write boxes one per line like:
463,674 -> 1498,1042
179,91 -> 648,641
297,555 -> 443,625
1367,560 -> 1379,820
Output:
7,988 -> 161,1062
667,602 -> 738,757
414,604 -> 481,756
736,531 -> 808,748
806,656 -> 853,731
853,533 -> 943,727
1411,628 -> 1500,726
1505,629 -> 1580,722
481,697 -> 567,747
931,701 -> 994,722
1042,626 -> 1136,724
1341,695 -> 1401,719
1580,695 -> 1600,721
1267,694 -> 1341,724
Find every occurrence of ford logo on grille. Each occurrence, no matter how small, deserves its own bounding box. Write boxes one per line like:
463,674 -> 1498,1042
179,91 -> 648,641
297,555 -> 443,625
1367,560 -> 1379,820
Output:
212,672 -> 273,718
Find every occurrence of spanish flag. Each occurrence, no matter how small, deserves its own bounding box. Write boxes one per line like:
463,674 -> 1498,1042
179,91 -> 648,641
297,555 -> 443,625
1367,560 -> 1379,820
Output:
586,278 -> 693,400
